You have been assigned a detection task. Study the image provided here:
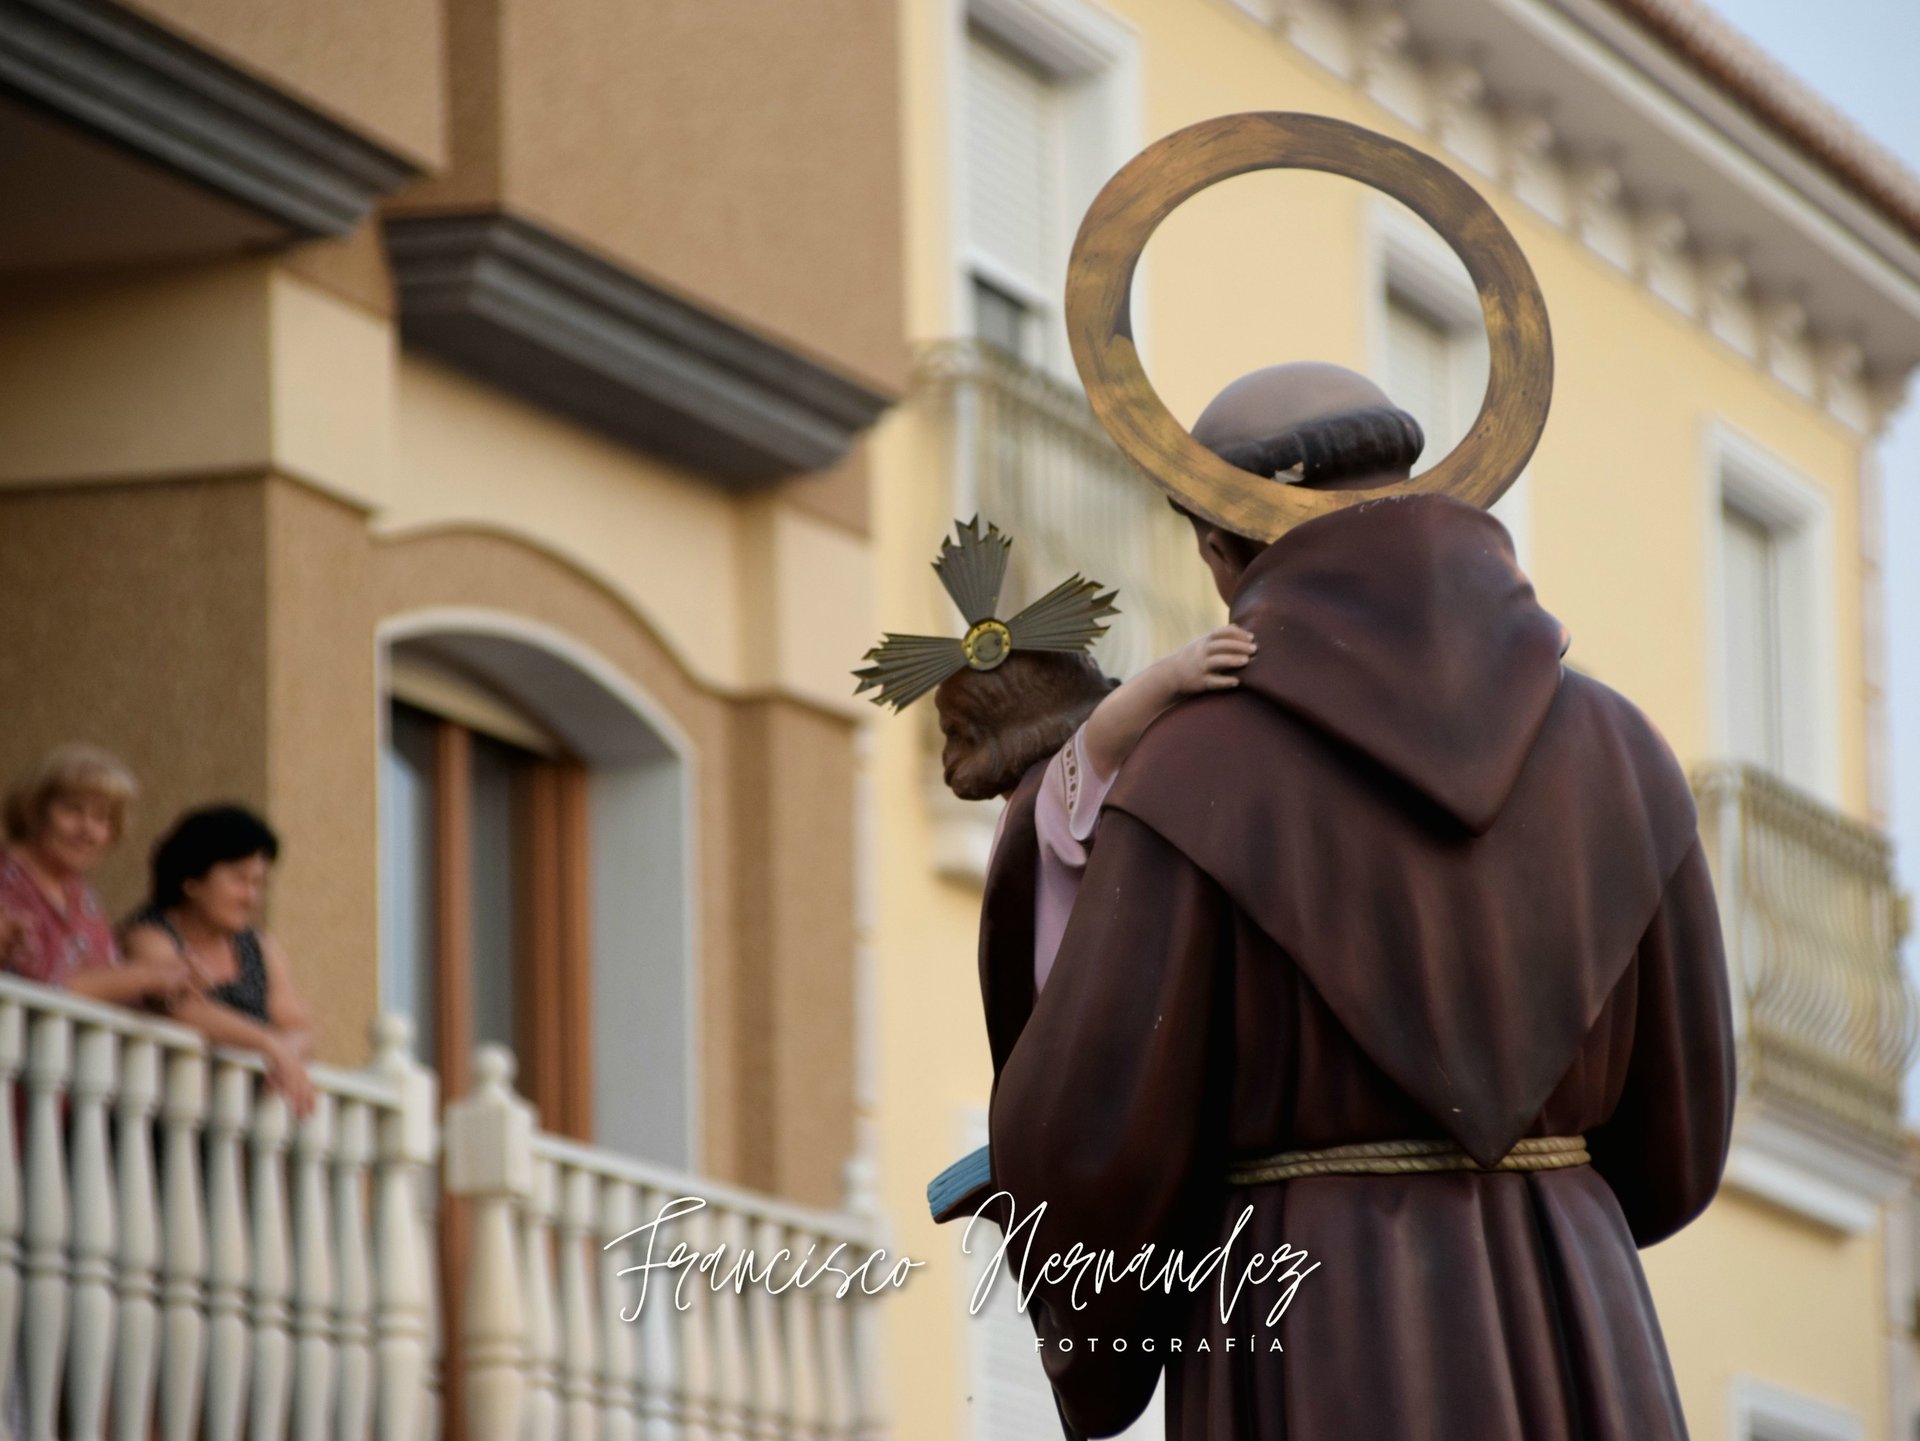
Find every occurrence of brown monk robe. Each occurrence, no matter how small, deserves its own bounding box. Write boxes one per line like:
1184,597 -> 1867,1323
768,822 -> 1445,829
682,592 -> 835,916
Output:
974,365 -> 1736,1439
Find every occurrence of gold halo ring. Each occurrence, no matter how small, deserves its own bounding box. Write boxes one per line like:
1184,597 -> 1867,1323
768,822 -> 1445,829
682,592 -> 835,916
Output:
1066,112 -> 1552,542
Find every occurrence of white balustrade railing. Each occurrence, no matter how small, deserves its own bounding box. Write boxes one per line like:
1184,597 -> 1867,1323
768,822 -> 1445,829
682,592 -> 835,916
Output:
0,974 -> 438,1441
446,1047 -> 890,1441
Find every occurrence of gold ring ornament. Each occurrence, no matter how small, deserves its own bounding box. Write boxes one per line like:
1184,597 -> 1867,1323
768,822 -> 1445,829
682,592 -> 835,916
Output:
854,518 -> 1119,711
962,619 -> 1014,670
1066,111 -> 1553,542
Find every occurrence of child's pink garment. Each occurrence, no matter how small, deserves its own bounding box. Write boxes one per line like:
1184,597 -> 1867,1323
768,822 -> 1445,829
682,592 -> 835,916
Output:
986,723 -> 1119,995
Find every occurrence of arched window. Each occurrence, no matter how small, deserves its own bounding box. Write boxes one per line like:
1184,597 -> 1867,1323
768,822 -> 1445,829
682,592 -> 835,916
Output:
378,620 -> 695,1167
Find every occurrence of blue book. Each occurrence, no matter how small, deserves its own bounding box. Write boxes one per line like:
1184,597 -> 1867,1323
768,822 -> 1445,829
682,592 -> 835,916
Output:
927,1143 -> 994,1224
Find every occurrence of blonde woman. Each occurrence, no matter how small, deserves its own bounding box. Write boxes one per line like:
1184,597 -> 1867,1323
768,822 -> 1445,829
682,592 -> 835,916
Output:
0,744 -> 193,1005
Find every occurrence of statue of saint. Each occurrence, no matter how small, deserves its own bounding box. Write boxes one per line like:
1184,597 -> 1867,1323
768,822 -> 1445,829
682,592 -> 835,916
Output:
869,114 -> 1734,1439
976,357 -> 1731,1438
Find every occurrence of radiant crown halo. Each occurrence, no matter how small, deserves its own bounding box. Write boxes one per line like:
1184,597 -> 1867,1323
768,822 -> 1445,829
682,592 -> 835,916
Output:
852,518 -> 1120,712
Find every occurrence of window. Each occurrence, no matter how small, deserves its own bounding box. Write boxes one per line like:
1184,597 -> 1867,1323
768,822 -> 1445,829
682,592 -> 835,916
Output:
953,0 -> 1138,377
1712,430 -> 1837,798
973,275 -> 1039,363
1720,501 -> 1786,773
381,657 -> 593,1138
964,25 -> 1060,367
1374,204 -> 1530,568
1385,290 -> 1484,464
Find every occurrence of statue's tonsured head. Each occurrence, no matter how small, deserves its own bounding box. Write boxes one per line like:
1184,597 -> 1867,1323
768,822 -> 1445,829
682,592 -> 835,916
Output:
1191,362 -> 1425,499
1178,362 -> 1426,601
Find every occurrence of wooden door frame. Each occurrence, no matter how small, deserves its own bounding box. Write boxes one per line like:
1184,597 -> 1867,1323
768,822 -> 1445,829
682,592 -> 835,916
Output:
417,711 -> 593,1441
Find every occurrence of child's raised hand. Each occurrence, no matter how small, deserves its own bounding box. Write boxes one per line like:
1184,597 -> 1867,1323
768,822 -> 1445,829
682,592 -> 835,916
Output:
1171,624 -> 1257,694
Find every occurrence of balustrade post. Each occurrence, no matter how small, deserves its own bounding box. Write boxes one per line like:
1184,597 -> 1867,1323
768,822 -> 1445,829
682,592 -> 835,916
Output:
843,1155 -> 890,1441
113,1036 -> 163,1441
371,1016 -> 436,1441
250,1089 -> 296,1438
745,1216 -> 787,1441
415,1129 -> 442,1441
0,999 -> 24,1422
597,1179 -> 640,1441
67,1023 -> 120,1439
22,1010 -> 73,1441
810,1252 -> 852,1441
158,1046 -> 209,1441
675,1195 -> 717,1441
780,1225 -> 824,1441
291,1094 -> 337,1441
521,1157 -> 561,1441
443,1044 -> 533,1441
634,1185 -> 680,1441
559,1165 -> 603,1440
707,1209 -> 749,1441
203,1059 -> 254,1441
332,1100 -> 376,1441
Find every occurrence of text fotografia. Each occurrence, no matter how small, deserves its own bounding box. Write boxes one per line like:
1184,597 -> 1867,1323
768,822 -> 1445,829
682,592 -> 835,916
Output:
964,1196 -> 1319,1329
605,1196 -> 925,1319
1035,1333 -> 1289,1354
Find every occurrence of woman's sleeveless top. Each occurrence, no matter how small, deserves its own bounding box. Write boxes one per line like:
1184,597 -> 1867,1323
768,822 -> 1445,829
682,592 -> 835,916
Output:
131,907 -> 270,1023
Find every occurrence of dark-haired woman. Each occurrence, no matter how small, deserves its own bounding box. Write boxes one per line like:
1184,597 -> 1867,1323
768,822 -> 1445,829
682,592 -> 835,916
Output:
123,805 -> 317,1116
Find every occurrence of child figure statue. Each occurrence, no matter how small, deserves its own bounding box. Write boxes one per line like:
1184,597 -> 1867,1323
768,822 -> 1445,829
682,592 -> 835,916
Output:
856,518 -> 1252,1222
858,517 -> 1252,989
935,626 -> 1253,992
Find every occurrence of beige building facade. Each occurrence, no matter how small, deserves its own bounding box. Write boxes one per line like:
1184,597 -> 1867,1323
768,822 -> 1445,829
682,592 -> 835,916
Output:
0,0 -> 902,1204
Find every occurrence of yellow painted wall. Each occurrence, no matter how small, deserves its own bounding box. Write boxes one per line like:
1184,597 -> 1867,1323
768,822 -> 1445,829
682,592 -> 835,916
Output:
870,2 -> 1884,1437
1644,1191 -> 1891,1437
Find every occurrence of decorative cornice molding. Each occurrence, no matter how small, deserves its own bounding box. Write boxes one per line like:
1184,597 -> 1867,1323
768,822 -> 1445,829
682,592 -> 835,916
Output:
1499,109 -> 1555,182
1818,337 -> 1870,428
1428,57 -> 1484,152
1569,158 -> 1621,228
1758,295 -> 1814,395
0,0 -> 419,235
1634,207 -> 1687,275
1352,6 -> 1410,87
384,212 -> 897,486
1233,0 -> 1920,434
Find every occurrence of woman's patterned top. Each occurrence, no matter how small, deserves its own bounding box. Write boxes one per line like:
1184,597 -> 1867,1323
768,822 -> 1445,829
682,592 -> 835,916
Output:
0,848 -> 118,987
129,906 -> 270,1023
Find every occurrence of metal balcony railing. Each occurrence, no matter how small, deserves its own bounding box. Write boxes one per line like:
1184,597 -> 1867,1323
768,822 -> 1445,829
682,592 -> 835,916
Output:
1694,762 -> 1918,1144
916,339 -> 1223,680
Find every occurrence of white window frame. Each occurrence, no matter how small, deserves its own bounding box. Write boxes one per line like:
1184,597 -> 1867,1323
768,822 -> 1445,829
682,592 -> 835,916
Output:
1730,1376 -> 1863,1441
1703,423 -> 1840,803
1366,200 -> 1532,572
946,0 -> 1141,379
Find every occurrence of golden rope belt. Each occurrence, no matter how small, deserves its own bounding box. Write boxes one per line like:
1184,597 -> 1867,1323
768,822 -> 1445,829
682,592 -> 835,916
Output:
1225,1135 -> 1590,1186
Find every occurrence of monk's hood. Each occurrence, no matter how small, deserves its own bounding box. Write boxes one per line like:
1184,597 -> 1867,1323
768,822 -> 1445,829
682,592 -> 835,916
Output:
1228,493 -> 1568,835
